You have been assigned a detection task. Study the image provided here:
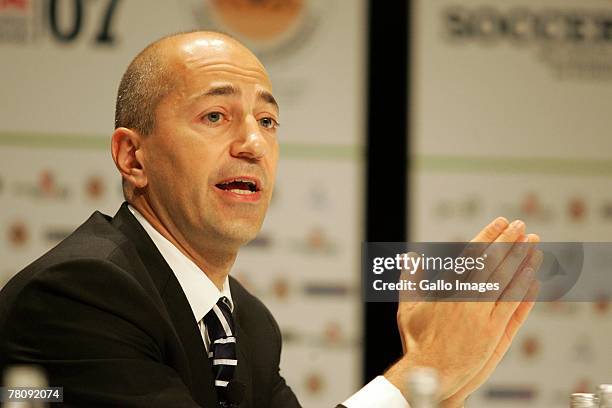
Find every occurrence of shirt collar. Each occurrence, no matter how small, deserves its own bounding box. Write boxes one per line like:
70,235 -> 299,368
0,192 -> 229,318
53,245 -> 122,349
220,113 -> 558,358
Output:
127,205 -> 233,323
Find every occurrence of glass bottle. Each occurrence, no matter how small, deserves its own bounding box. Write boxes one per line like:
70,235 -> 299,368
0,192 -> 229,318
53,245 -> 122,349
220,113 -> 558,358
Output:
569,392 -> 598,408
597,384 -> 612,408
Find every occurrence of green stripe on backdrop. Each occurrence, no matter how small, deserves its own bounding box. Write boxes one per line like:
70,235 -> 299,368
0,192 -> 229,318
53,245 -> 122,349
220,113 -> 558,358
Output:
414,155 -> 612,176
0,132 -> 107,149
0,132 -> 362,160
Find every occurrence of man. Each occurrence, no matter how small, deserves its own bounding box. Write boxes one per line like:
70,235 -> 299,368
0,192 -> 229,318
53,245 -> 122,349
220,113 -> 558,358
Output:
0,31 -> 541,407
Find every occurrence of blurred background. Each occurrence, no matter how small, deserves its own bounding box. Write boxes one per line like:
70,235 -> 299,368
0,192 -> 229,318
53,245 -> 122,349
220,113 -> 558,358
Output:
0,0 -> 610,407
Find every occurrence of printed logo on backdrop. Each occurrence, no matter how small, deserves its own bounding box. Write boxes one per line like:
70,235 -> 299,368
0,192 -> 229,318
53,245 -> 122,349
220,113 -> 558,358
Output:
0,0 -> 36,43
84,175 -> 105,200
0,0 -> 120,45
443,5 -> 612,80
185,0 -> 323,62
7,220 -> 29,247
13,170 -> 69,200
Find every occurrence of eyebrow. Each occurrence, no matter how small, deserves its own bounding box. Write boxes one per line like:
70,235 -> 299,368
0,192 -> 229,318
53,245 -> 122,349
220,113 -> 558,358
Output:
198,85 -> 238,98
193,85 -> 279,113
257,90 -> 279,113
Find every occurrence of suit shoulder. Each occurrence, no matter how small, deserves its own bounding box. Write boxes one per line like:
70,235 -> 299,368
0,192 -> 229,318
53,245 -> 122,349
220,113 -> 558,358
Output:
8,210 -> 131,276
229,277 -> 280,333
0,211 -> 138,315
39,210 -> 130,265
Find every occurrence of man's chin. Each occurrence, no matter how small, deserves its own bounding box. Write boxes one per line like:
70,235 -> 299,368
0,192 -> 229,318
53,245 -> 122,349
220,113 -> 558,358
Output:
216,221 -> 262,246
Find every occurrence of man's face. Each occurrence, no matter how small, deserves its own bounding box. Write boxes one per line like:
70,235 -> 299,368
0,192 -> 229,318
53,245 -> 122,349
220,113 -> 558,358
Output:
141,35 -> 279,249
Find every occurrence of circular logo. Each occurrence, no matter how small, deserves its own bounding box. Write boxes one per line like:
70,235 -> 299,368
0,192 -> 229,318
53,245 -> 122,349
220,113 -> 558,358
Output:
39,170 -> 55,196
210,0 -> 304,41
568,197 -> 587,221
188,0 -> 322,60
521,192 -> 540,216
8,221 -> 28,247
85,176 -> 105,200
520,335 -> 540,359
304,372 -> 324,395
272,277 -> 290,300
594,294 -> 610,314
323,322 -> 342,344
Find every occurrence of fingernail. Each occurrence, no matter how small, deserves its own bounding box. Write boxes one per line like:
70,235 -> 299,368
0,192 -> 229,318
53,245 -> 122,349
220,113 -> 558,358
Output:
518,236 -> 529,253
494,217 -> 508,229
511,220 -> 524,229
527,233 -> 540,243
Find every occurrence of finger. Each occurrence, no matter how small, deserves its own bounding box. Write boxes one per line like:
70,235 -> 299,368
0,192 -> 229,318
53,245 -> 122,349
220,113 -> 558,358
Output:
500,249 -> 543,303
492,250 -> 544,320
470,216 -> 510,243
511,279 -> 540,326
500,280 -> 540,343
526,233 -> 540,245
483,219 -> 526,268
453,217 -> 509,289
469,220 -> 526,284
523,275 -> 541,303
486,233 -> 539,299
503,233 -> 540,289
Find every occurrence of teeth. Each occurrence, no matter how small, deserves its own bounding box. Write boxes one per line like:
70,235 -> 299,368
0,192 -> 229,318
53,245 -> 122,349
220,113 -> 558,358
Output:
229,189 -> 255,195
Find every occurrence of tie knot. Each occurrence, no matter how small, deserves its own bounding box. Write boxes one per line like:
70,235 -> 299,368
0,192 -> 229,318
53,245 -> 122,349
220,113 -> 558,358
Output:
204,296 -> 235,341
218,296 -> 232,312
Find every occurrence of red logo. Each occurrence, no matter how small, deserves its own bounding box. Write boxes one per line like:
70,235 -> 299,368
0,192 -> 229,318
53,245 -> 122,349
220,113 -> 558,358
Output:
210,0 -> 304,41
0,0 -> 27,11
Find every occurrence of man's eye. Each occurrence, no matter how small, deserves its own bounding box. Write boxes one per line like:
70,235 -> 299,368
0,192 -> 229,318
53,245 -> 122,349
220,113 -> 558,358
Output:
259,117 -> 278,129
204,112 -> 224,123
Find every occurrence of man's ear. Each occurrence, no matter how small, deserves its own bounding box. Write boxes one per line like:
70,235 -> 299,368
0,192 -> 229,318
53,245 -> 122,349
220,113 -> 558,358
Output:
111,127 -> 147,189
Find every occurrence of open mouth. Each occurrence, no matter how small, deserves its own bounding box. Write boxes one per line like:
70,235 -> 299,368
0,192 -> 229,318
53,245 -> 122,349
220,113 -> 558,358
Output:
215,177 -> 260,195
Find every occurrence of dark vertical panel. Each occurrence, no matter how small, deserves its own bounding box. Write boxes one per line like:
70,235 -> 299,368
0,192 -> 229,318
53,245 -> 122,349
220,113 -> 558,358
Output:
364,0 -> 410,382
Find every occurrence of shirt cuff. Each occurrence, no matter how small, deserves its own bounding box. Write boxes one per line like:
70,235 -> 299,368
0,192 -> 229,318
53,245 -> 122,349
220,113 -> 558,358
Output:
342,376 -> 410,408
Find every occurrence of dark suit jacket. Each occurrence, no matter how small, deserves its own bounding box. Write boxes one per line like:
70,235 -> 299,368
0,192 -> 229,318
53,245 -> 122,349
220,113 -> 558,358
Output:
0,203 -> 340,407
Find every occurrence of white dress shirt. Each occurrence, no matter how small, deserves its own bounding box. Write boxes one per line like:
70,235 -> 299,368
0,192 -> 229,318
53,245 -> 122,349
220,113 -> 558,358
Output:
128,205 -> 408,407
128,205 -> 232,352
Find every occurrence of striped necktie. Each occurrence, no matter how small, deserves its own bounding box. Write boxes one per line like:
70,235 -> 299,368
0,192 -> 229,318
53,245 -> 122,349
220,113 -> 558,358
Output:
203,296 -> 237,406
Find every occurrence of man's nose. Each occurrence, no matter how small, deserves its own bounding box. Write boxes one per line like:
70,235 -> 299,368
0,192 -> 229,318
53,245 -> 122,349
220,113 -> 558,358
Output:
230,116 -> 267,160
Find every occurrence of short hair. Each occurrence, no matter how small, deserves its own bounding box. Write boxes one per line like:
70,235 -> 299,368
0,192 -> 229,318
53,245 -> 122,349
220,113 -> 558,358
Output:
114,38 -> 176,135
114,30 -> 240,136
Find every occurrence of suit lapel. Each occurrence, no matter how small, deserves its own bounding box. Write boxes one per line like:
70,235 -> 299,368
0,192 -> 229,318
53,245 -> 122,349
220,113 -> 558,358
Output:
161,275 -> 219,407
230,278 -> 253,408
111,203 -> 218,407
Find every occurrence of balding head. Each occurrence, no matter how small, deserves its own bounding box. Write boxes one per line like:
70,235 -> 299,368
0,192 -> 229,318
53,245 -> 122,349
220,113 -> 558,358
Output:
114,30 -> 266,136
111,29 -> 279,262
